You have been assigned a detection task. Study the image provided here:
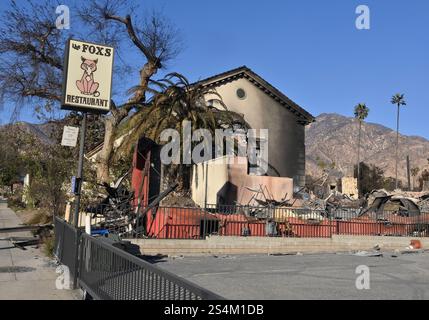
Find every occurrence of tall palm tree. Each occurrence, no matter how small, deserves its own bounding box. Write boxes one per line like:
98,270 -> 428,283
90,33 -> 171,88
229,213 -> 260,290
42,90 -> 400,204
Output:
391,93 -> 407,189
117,73 -> 247,192
354,103 -> 369,195
411,167 -> 420,191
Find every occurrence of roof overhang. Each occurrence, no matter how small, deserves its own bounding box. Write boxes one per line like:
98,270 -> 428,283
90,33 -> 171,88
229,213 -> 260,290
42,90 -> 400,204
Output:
192,66 -> 315,125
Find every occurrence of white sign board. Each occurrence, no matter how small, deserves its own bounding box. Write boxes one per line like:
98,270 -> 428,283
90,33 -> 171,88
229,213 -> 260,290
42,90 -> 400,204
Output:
61,39 -> 114,114
61,126 -> 79,147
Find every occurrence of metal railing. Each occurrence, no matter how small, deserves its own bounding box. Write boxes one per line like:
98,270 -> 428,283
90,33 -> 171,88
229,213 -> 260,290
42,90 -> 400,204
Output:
54,216 -> 81,282
142,205 -> 332,239
78,233 -> 223,300
133,204 -> 429,239
54,216 -> 223,300
72,202 -> 429,240
331,209 -> 429,237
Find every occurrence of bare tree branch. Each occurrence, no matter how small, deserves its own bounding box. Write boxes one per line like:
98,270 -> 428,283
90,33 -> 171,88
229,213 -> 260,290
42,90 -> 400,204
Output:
0,0 -> 66,120
0,0 -> 183,184
107,14 -> 157,65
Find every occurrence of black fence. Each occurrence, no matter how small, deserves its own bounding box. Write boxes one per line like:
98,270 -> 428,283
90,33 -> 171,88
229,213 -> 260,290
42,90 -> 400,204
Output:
330,208 -> 429,237
78,233 -> 223,300
77,202 -> 429,240
54,216 -> 81,282
137,205 -> 334,239
54,216 -> 222,300
124,204 -> 429,239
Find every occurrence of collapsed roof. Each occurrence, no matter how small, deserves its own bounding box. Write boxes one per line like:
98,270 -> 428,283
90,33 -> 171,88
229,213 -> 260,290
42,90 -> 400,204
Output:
364,189 -> 429,217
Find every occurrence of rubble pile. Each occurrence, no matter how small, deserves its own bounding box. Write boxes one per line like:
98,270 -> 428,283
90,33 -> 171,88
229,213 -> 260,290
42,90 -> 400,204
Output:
364,189 -> 429,217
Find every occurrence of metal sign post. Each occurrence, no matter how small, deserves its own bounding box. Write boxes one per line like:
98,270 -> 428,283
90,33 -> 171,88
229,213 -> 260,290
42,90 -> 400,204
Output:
73,113 -> 87,227
60,38 -> 114,290
70,112 -> 87,290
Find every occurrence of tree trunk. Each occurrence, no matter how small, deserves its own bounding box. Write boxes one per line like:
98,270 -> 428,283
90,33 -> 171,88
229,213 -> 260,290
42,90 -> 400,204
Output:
395,104 -> 400,189
357,120 -> 362,196
134,62 -> 158,103
95,61 -> 158,184
97,116 -> 117,184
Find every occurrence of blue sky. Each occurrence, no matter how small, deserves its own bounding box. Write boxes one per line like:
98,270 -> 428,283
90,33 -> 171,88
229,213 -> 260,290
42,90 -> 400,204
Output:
1,0 -> 428,139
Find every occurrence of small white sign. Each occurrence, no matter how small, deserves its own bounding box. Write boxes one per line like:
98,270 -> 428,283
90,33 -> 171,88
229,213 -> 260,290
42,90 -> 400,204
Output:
61,126 -> 79,147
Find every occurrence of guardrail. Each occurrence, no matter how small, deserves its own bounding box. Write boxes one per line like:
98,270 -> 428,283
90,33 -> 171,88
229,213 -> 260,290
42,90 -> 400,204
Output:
54,216 -> 223,300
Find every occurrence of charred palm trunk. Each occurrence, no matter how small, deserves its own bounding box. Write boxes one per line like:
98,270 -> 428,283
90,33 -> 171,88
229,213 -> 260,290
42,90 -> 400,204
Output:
357,119 -> 362,196
96,61 -> 158,184
395,104 -> 400,189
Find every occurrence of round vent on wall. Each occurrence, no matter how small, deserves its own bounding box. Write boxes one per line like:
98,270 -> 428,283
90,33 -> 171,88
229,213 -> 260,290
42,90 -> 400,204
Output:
236,88 -> 246,100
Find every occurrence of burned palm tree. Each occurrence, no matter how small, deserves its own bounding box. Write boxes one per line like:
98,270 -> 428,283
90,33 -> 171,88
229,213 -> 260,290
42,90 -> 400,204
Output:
117,73 -> 247,193
411,167 -> 420,191
391,93 -> 407,189
354,103 -> 369,195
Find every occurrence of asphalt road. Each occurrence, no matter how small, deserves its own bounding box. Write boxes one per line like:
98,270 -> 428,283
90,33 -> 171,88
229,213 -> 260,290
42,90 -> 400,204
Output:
155,251 -> 429,300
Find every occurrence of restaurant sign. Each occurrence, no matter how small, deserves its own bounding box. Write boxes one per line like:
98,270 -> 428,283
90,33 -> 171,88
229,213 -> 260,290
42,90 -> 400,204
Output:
61,39 -> 114,114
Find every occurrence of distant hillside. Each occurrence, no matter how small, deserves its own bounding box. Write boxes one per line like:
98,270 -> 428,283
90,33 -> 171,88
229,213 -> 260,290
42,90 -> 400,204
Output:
1,117 -> 104,153
13,122 -> 56,145
0,120 -> 62,146
306,113 -> 429,183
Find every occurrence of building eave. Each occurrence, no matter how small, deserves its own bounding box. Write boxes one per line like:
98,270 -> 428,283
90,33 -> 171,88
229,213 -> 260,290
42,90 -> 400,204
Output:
192,66 -> 315,125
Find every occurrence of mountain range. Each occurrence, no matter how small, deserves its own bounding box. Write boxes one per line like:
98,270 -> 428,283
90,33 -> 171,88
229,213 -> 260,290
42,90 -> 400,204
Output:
305,113 -> 429,183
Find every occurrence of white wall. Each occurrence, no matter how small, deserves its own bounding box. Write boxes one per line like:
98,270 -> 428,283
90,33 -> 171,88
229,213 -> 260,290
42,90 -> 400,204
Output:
205,77 -> 306,187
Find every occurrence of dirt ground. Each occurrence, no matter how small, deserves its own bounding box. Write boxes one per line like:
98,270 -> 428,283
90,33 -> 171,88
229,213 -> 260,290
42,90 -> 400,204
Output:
14,208 -> 52,225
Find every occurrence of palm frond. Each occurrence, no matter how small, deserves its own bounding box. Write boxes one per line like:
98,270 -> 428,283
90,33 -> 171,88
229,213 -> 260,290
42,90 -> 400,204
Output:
116,72 -> 248,160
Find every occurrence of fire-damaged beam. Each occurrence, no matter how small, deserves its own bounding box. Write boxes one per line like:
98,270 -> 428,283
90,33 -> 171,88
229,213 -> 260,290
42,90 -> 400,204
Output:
0,236 -> 41,250
0,225 -> 53,234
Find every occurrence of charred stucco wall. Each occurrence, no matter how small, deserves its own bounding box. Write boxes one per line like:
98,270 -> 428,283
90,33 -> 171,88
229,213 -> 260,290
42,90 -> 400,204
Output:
192,157 -> 229,206
191,156 -> 293,207
205,77 -> 306,188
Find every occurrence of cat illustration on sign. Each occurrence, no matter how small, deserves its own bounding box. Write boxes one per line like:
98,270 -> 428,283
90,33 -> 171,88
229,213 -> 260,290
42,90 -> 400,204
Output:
76,57 -> 100,97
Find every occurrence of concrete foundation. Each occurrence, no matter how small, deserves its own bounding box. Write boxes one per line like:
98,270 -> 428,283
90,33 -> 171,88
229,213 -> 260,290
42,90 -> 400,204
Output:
130,235 -> 429,256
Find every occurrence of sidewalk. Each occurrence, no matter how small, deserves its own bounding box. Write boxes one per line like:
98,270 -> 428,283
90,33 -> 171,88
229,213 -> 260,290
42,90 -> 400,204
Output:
0,201 -> 80,300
